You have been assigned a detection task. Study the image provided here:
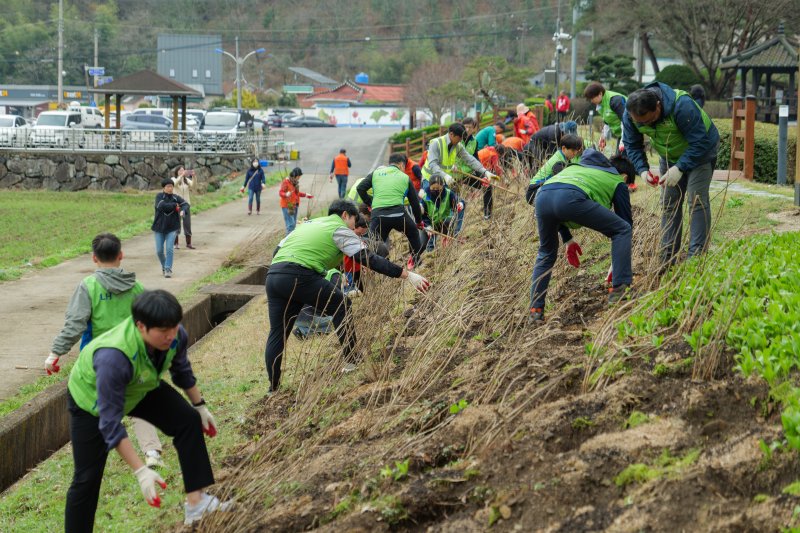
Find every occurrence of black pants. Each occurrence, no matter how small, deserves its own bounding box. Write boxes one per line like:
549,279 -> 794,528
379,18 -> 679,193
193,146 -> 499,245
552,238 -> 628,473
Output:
461,175 -> 493,217
370,213 -> 424,264
65,383 -> 213,533
264,263 -> 355,391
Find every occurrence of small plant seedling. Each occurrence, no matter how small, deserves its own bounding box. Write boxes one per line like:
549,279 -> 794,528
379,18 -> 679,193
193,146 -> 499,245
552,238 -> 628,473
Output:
571,416 -> 595,430
380,459 -> 410,482
450,399 -> 469,415
783,481 -> 800,496
624,411 -> 650,429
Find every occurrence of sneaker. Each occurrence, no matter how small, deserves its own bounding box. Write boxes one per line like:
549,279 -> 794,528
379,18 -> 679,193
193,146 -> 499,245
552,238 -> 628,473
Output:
341,362 -> 357,373
145,450 -> 164,468
292,328 -> 307,340
528,307 -> 545,324
164,269 -> 172,278
247,211 -> 252,215
483,215 -> 491,220
184,493 -> 234,525
608,284 -> 634,305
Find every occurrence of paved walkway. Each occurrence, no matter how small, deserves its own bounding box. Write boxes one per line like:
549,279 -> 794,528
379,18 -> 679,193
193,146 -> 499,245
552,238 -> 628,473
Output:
0,128 -> 392,399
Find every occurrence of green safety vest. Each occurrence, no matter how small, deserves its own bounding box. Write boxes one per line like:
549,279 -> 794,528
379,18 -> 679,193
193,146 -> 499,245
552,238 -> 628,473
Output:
271,214 -> 347,274
325,268 -> 341,282
457,136 -> 477,173
81,275 -> 144,348
423,189 -> 453,225
371,165 -> 411,209
547,164 -> 624,229
68,316 -> 179,417
531,150 -> 580,185
599,90 -> 625,138
347,177 -> 370,202
422,135 -> 459,181
634,89 -> 713,162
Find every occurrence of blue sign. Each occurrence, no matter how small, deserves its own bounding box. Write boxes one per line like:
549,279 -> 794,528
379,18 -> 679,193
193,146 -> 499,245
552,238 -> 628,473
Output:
88,67 -> 105,76
97,77 -> 113,86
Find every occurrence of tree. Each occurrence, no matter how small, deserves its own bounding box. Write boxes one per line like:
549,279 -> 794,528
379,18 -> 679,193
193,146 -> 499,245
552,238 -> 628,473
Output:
278,92 -> 298,107
406,61 -> 469,125
655,65 -> 701,91
461,56 -> 533,109
230,89 -> 260,109
584,54 -> 639,94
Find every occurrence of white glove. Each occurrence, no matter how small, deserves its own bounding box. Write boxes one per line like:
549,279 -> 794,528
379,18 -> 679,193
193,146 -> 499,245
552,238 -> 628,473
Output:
662,165 -> 683,187
406,271 -> 431,293
443,174 -> 454,186
282,191 -> 292,198
418,189 -> 426,199
194,403 -> 217,437
345,289 -> 362,299
484,171 -> 497,180
135,466 -> 167,507
45,352 -> 61,375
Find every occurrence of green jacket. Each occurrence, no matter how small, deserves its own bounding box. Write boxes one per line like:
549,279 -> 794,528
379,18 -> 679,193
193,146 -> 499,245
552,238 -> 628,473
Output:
599,90 -> 626,138
531,150 -> 580,185
68,316 -> 178,416
368,165 -> 412,209
271,214 -> 348,274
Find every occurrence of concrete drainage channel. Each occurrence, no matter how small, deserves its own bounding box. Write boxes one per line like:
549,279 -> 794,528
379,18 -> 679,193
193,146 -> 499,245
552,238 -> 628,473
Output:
0,266 -> 267,493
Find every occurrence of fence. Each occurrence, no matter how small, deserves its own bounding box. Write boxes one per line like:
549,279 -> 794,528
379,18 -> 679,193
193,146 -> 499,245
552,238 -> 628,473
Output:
0,128 -> 286,159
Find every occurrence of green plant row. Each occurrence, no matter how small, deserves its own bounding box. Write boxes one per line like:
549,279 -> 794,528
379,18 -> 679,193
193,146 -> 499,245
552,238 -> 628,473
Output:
618,231 -> 800,449
714,118 -> 797,184
388,124 -> 444,144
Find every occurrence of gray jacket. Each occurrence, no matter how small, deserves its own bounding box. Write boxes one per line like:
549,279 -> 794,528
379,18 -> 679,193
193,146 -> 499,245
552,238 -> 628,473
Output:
51,268 -> 140,356
426,135 -> 487,180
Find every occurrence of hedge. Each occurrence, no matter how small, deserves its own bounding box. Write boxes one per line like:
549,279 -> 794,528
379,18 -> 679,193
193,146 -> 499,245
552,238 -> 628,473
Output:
389,124 -> 444,144
714,118 -> 796,184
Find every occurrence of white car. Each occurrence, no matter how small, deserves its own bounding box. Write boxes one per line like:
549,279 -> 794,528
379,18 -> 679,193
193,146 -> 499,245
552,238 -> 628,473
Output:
67,103 -> 105,129
0,114 -> 30,146
29,111 -> 85,148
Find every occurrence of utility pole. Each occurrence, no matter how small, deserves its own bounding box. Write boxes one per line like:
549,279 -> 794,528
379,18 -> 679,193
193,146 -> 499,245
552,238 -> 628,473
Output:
570,5 -> 579,98
552,21 -> 571,95
235,36 -> 241,109
57,0 -> 64,106
93,28 -> 99,105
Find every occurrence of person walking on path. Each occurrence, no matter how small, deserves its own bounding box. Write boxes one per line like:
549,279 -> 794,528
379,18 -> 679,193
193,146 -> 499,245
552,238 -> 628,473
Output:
172,167 -> 195,249
357,153 -> 427,269
584,82 -> 627,154
556,90 -> 571,122
622,81 -> 719,267
421,123 -> 495,220
329,148 -> 352,199
240,158 -> 266,215
152,179 -> 188,279
64,290 -> 231,531
279,167 -> 313,235
529,149 -> 636,323
45,233 -> 166,469
264,199 -> 430,393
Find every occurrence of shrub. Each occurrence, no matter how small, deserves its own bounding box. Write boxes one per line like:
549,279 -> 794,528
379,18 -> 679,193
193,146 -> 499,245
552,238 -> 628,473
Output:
655,65 -> 701,91
714,118 -> 796,184
389,124 -> 444,144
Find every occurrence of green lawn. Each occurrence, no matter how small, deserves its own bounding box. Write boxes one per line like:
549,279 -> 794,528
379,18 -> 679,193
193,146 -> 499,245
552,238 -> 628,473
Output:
0,169 -> 286,282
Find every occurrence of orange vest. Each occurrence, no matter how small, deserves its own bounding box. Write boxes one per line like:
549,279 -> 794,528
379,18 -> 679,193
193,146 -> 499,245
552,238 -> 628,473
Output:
478,147 -> 500,174
404,158 -> 421,191
333,154 -> 350,175
502,137 -> 525,151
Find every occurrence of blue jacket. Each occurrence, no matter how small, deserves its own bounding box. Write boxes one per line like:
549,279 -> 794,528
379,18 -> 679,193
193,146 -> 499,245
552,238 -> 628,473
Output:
622,82 -> 719,174
244,167 -> 266,192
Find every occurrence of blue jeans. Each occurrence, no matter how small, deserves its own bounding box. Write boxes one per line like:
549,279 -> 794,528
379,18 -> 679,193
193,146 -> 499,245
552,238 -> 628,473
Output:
154,230 -> 178,271
247,189 -> 262,213
335,174 -> 348,199
530,185 -> 632,309
282,207 -> 297,234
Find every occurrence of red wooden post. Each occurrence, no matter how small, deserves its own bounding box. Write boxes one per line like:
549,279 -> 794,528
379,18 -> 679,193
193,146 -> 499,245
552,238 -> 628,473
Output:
730,97 -> 743,173
744,96 -> 756,181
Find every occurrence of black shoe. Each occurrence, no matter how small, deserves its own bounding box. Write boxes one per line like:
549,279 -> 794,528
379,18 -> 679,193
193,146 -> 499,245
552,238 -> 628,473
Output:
608,284 -> 634,305
292,328 -> 307,340
528,307 -> 544,324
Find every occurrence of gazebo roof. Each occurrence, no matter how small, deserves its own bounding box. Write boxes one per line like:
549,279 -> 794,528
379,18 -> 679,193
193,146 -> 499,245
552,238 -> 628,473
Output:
89,70 -> 201,96
720,27 -> 799,70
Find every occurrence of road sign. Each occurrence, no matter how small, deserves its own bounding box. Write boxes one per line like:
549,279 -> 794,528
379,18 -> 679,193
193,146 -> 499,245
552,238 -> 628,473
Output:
97,77 -> 113,86
88,67 -> 105,76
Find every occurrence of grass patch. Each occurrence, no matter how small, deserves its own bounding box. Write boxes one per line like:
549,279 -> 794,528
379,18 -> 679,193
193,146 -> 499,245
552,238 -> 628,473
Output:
614,448 -> 700,487
0,295 -> 272,531
623,411 -> 651,429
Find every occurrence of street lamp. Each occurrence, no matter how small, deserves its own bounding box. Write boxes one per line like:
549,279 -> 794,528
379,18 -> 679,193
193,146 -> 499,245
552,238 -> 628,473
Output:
215,36 -> 266,109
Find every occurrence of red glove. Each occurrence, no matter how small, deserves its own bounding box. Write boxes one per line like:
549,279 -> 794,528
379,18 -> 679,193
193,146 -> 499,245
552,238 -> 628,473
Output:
643,171 -> 659,187
175,205 -> 181,212
456,202 -> 464,212
605,266 -> 613,284
565,240 -> 582,268
480,177 -> 490,187
416,221 -> 425,229
306,194 -> 314,199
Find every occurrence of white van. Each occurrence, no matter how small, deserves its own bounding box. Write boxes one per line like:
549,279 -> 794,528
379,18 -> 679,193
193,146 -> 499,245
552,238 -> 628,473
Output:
67,102 -> 104,129
29,111 -> 85,147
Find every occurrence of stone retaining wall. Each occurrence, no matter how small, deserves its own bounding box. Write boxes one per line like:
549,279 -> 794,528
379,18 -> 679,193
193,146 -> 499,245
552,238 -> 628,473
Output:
0,153 -> 250,191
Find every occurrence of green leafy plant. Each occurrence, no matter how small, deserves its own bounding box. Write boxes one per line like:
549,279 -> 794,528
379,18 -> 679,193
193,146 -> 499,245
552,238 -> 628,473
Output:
450,399 -> 469,415
380,459 -> 410,482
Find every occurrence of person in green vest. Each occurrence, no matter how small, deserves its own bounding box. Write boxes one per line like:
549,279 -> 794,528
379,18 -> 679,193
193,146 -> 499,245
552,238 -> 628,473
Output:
584,82 -> 627,153
65,290 -> 230,531
419,175 -> 465,251
265,199 -> 430,393
525,134 -> 583,204
623,82 -> 720,267
357,153 -> 426,269
45,233 -> 168,469
421,123 -> 496,219
346,176 -> 368,202
529,149 -> 636,323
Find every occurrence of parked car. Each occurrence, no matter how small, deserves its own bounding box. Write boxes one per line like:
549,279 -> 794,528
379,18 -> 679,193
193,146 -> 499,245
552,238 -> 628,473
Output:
200,110 -> 254,150
121,114 -> 180,142
0,114 -> 30,146
252,118 -> 268,134
28,111 -> 85,147
67,103 -> 104,128
185,109 -> 206,128
279,112 -> 299,122
131,108 -> 199,130
285,116 -> 335,128
266,113 -> 282,128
